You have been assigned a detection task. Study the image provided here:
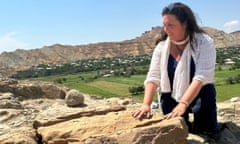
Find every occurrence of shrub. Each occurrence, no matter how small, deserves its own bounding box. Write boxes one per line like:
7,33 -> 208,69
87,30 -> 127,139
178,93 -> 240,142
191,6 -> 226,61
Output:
226,77 -> 234,85
235,74 -> 240,83
129,85 -> 144,95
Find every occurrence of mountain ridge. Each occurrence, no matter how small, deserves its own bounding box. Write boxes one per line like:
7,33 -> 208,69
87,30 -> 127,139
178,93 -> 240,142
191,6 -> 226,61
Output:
0,26 -> 240,77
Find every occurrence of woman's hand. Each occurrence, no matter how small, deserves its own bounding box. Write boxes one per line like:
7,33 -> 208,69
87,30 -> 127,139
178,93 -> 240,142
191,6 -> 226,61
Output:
164,102 -> 187,119
131,104 -> 151,119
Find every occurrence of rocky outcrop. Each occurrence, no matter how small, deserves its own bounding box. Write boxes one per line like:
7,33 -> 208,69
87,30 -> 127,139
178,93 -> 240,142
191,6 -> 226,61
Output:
203,27 -> 240,48
0,78 -> 67,100
230,31 -> 240,40
0,78 -> 240,144
36,105 -> 187,144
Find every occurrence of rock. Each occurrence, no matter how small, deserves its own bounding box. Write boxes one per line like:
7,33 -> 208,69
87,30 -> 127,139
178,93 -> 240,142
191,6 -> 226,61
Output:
230,97 -> 240,102
0,92 -> 22,109
33,97 -> 126,129
0,99 -> 22,109
216,122 -> 240,144
187,133 -> 207,144
0,92 -> 15,98
1,78 -> 240,144
0,78 -> 18,92
65,89 -> 84,107
0,78 -> 67,99
40,83 -> 66,99
117,117 -> 188,144
0,127 -> 37,144
84,136 -> 118,144
37,105 -> 188,144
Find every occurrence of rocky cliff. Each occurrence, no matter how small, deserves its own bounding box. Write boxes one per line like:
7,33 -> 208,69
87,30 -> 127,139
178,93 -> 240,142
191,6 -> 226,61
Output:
0,27 -> 240,77
0,78 -> 240,144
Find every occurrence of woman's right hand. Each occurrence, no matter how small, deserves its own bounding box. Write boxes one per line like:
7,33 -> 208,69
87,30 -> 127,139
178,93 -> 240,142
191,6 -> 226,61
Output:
131,104 -> 151,119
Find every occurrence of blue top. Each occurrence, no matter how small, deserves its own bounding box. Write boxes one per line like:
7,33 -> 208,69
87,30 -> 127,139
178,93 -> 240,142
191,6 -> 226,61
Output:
167,54 -> 195,90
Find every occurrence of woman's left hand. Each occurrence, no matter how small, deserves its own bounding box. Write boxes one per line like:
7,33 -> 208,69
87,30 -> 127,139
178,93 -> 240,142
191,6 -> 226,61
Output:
164,102 -> 187,119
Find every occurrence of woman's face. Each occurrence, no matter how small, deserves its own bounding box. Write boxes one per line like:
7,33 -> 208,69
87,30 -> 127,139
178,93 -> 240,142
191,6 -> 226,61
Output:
162,14 -> 187,41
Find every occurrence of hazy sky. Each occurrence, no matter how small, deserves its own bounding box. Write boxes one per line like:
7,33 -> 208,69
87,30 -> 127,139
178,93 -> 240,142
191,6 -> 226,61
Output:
0,0 -> 239,54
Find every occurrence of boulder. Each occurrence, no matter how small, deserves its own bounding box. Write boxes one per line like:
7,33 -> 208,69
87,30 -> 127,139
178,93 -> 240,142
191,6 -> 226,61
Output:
65,89 -> 84,107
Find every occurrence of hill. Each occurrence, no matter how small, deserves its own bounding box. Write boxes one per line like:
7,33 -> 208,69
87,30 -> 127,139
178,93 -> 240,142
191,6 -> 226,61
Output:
0,26 -> 239,77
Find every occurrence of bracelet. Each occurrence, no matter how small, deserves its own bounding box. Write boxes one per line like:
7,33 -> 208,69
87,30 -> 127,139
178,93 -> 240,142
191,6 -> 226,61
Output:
179,101 -> 189,107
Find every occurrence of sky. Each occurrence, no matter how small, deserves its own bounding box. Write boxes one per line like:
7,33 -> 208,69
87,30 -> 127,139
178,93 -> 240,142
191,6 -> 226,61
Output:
0,0 -> 239,54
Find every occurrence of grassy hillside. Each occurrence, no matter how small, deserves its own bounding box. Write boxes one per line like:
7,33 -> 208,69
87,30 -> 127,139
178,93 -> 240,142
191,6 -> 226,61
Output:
30,68 -> 240,102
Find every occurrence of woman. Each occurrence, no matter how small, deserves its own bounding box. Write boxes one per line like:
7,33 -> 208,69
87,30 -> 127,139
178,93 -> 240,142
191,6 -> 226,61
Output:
132,2 -> 219,136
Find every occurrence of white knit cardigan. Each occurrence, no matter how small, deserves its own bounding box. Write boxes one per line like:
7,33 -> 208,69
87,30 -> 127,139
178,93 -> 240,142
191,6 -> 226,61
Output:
144,33 -> 216,102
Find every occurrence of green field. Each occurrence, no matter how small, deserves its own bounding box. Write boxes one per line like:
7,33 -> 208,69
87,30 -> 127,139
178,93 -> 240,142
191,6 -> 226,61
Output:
215,68 -> 240,85
215,68 -> 240,101
30,68 -> 240,102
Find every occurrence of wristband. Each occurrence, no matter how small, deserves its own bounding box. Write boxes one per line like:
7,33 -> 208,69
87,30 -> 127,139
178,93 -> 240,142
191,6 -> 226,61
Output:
179,101 -> 189,107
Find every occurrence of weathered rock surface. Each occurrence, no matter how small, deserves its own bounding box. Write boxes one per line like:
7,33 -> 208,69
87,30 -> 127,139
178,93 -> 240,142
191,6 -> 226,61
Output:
0,78 -> 240,144
37,107 -> 187,144
65,89 -> 85,107
0,78 -> 67,100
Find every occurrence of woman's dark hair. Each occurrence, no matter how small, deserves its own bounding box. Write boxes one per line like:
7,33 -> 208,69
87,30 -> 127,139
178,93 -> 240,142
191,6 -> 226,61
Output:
156,2 -> 205,46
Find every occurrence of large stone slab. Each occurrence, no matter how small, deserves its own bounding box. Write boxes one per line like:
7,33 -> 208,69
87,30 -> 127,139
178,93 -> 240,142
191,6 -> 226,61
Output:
37,108 -> 188,144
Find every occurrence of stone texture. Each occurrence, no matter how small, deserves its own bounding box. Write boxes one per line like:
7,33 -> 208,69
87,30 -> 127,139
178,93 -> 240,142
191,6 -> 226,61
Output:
65,89 -> 84,107
0,127 -> 37,144
0,92 -> 22,109
116,117 -> 188,144
37,108 -> 187,144
0,78 -> 240,144
0,78 -> 67,99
